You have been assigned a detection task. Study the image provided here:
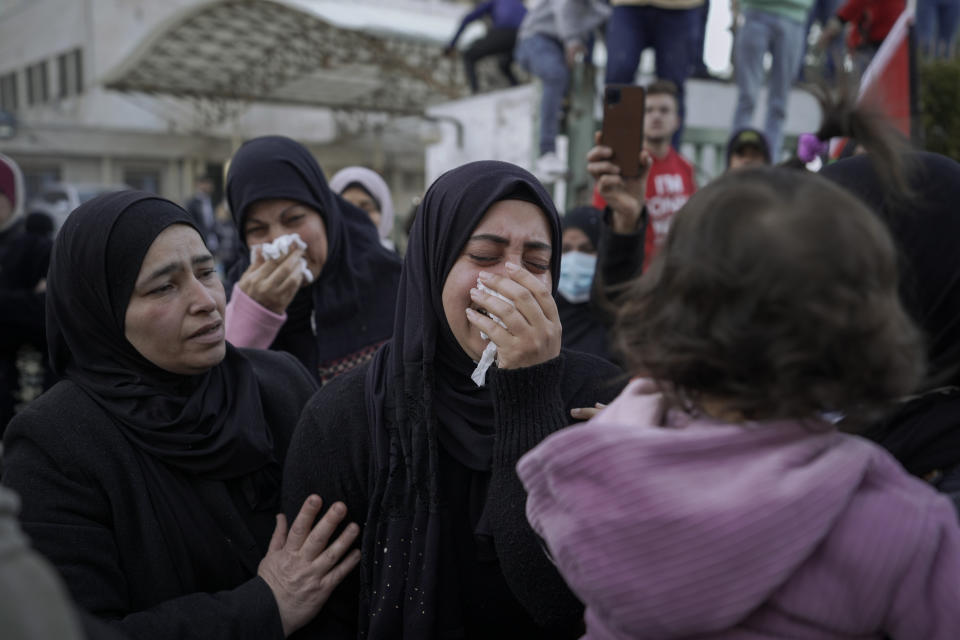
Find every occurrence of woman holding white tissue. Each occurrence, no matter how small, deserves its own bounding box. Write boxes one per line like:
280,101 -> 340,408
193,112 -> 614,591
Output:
223,136 -> 401,385
283,161 -> 624,639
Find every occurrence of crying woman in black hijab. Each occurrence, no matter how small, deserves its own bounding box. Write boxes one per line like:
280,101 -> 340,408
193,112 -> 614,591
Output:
283,161 -> 625,638
224,136 -> 401,385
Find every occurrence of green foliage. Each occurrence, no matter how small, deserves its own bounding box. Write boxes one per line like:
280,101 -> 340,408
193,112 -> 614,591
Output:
919,57 -> 960,162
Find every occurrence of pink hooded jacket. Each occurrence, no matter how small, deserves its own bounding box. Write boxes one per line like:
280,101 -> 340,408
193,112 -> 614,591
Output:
518,379 -> 960,639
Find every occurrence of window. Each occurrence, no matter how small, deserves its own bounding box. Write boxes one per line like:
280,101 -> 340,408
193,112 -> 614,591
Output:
0,71 -> 18,112
26,61 -> 48,106
123,169 -> 161,195
57,49 -> 83,98
22,167 -> 61,202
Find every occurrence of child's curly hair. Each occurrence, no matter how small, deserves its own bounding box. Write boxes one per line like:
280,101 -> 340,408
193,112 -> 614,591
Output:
614,167 -> 925,424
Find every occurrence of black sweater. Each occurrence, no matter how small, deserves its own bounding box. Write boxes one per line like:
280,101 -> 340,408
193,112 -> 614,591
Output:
282,350 -> 625,638
2,349 -> 317,640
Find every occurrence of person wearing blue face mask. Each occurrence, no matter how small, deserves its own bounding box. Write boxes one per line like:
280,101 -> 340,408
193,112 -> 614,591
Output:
558,139 -> 654,367
558,212 -> 599,305
558,206 -> 642,364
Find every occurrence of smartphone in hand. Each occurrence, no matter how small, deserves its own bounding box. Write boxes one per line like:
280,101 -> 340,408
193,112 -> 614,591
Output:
600,85 -> 646,178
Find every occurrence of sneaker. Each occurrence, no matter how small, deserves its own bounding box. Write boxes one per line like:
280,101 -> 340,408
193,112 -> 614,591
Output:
535,152 -> 568,182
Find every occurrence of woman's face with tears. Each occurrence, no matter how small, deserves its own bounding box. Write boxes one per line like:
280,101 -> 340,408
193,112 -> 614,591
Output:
441,199 -> 553,361
124,224 -> 227,374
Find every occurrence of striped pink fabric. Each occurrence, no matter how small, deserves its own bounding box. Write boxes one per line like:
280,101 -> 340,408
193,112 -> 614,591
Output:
518,379 -> 960,639
224,283 -> 286,350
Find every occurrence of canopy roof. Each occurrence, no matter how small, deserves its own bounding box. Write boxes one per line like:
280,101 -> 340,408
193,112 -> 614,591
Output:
104,0 -> 480,116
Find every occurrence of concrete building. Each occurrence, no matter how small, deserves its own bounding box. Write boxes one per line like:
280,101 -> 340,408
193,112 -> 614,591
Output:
0,0 -> 823,229
0,0 -> 476,218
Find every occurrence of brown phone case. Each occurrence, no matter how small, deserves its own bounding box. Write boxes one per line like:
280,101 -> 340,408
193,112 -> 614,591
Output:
600,85 -> 646,178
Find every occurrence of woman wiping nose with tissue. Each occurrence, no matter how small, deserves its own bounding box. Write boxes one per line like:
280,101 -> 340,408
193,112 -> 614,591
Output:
223,136 -> 401,385
282,161 -> 624,638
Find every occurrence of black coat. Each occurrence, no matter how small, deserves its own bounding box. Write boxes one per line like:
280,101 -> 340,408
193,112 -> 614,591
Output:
2,348 -> 317,640
282,350 -> 625,638
0,218 -> 53,430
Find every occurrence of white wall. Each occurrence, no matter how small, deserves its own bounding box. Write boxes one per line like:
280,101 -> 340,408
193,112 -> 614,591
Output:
425,84 -> 538,185
684,79 -> 822,134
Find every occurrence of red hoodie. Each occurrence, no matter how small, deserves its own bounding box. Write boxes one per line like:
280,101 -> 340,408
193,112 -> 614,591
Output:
837,0 -> 906,50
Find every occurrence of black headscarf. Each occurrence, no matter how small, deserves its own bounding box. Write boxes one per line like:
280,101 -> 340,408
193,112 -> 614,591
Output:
47,189 -> 277,477
225,136 -> 401,368
822,152 -> 960,477
562,205 -> 602,251
360,161 -> 561,639
46,190 -> 281,587
821,152 -> 960,387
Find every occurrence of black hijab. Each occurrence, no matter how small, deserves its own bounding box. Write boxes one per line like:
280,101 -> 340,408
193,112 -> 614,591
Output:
821,152 -> 960,387
562,205 -> 601,251
822,152 -> 960,477
225,136 -> 401,368
47,190 -> 277,478
360,161 -> 561,639
46,191 -> 282,588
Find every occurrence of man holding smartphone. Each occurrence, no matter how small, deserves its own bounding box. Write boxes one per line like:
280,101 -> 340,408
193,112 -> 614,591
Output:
593,80 -> 696,270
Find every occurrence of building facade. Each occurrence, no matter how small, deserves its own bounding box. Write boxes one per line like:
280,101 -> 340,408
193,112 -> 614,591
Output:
0,0 -> 462,214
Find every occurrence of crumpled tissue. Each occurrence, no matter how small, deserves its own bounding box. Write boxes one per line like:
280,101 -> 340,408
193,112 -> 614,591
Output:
251,233 -> 314,283
470,278 -> 514,387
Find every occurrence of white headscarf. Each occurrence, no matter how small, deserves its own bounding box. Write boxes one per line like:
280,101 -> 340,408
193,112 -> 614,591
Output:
329,166 -> 395,250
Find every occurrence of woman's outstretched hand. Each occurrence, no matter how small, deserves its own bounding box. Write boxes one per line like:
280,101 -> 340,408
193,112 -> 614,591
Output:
570,402 -> 607,420
466,263 -> 562,369
257,495 -> 361,637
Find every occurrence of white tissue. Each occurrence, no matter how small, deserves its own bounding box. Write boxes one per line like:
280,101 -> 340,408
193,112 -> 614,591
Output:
251,233 -> 314,283
470,279 -> 514,387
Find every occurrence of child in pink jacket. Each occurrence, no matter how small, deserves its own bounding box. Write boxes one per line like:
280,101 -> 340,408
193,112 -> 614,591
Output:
518,167 -> 960,639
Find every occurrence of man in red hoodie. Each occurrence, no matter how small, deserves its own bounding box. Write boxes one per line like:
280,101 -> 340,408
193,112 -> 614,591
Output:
593,79 -> 696,270
817,0 -> 906,70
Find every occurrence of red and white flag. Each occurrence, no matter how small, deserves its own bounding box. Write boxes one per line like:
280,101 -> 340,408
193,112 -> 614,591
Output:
830,8 -> 916,157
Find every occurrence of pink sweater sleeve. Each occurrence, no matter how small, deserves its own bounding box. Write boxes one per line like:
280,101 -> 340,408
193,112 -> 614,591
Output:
224,284 -> 287,350
885,495 -> 960,639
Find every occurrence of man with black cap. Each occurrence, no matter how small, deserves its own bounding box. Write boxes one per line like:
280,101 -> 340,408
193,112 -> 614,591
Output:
726,128 -> 772,171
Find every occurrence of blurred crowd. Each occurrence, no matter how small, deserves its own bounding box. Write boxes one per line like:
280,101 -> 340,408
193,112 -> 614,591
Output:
1,1 -> 960,639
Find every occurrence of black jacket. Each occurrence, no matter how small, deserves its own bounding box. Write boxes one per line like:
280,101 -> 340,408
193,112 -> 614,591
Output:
2,349 -> 317,640
0,218 -> 53,431
282,350 -> 624,638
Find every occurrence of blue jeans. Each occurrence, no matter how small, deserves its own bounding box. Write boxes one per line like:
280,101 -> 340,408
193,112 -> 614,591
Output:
798,0 -> 843,80
605,4 -> 696,147
917,0 -> 960,57
515,34 -> 569,155
689,0 -> 710,75
733,9 -> 806,161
